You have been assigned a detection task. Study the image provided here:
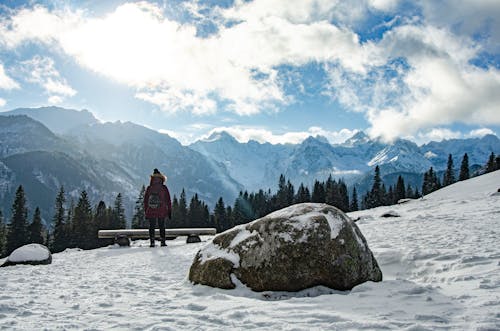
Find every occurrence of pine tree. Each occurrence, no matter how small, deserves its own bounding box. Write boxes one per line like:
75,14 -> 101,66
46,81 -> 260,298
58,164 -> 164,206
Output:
213,197 -> 227,232
28,207 -> 44,244
66,199 -> 75,248
94,201 -> 109,229
370,166 -> 384,208
286,180 -> 295,206
387,185 -> 394,205
6,185 -> 29,255
459,153 -> 470,181
0,210 -> 6,257
295,183 -> 311,203
112,193 -> 126,229
131,186 -> 146,229
73,191 -> 93,249
311,180 -> 326,203
350,187 -> 359,211
486,152 -> 496,173
276,174 -> 288,209
406,184 -> 414,199
170,195 -> 179,228
496,156 -> 500,171
338,180 -> 349,212
395,175 -> 406,202
94,201 -> 109,247
51,186 -> 67,253
423,167 -> 440,195
188,193 -> 204,227
232,192 -> 254,226
252,189 -> 270,218
177,189 -> 188,227
325,176 -> 335,206
443,154 -> 455,186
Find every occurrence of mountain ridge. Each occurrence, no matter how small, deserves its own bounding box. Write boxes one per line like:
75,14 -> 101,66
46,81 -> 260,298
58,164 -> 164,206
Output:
1,107 -> 499,223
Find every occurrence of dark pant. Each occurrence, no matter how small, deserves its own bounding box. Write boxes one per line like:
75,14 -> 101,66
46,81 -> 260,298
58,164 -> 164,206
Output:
148,217 -> 166,243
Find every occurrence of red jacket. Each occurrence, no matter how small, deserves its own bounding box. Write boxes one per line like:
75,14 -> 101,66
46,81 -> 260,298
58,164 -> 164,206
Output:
144,176 -> 172,219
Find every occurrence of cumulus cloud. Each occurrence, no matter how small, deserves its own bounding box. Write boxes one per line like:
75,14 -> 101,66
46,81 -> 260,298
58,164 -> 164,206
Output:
419,0 -> 500,52
468,128 -> 496,138
0,1 -> 497,140
0,2 -> 374,115
327,24 -> 500,141
21,56 -> 76,102
199,126 -> 358,145
0,97 -> 6,107
0,63 -> 19,90
412,127 -> 496,144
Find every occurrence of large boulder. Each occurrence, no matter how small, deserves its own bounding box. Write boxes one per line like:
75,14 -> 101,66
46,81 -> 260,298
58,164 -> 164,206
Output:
1,244 -> 52,267
189,203 -> 382,292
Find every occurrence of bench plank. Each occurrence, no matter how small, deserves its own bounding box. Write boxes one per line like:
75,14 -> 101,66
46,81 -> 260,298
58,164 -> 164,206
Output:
98,228 -> 216,239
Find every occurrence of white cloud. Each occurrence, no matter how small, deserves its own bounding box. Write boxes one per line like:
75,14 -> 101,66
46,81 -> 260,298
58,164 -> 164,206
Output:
412,127 -> 496,144
0,63 -> 19,90
327,24 -> 500,142
21,56 -> 76,100
0,97 -> 6,107
468,128 -> 496,138
416,128 -> 462,143
368,0 -> 399,12
0,1 -> 497,140
419,0 -> 500,52
0,2 -> 374,115
199,126 -> 358,145
48,95 -> 63,104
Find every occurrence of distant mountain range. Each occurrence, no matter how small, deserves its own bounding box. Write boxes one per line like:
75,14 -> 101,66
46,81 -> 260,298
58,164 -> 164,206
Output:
0,106 -> 499,224
190,129 -> 499,193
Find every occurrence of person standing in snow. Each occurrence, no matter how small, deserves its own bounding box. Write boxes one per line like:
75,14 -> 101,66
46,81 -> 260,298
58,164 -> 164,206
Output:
144,168 -> 172,247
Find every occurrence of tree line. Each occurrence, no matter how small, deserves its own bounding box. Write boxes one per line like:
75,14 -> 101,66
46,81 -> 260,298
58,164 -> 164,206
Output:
1,151 -> 498,257
0,186 -> 128,257
421,152 -> 500,195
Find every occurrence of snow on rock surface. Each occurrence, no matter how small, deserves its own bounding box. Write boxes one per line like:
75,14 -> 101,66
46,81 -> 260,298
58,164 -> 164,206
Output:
0,171 -> 499,330
189,203 -> 382,292
1,244 -> 52,267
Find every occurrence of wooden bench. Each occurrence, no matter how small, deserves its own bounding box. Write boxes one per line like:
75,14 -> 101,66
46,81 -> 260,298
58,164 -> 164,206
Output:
98,228 -> 217,246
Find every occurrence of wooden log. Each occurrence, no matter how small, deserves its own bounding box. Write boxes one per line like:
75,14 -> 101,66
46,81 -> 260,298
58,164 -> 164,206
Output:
98,228 -> 216,239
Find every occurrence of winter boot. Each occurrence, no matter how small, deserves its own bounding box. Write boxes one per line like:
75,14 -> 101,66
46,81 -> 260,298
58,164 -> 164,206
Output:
150,239 -> 155,247
160,240 -> 167,247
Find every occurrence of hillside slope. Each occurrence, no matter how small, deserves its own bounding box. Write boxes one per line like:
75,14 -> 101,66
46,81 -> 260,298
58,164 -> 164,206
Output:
1,171 -> 499,330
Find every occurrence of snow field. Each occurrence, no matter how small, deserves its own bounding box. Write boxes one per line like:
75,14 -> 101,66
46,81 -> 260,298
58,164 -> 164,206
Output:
0,171 -> 499,330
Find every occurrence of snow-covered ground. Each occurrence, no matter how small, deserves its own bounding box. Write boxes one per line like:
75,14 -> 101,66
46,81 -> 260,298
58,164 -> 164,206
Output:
1,171 -> 499,330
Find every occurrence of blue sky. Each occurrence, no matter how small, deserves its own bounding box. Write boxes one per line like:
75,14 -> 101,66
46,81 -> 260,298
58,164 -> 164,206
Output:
0,0 -> 499,145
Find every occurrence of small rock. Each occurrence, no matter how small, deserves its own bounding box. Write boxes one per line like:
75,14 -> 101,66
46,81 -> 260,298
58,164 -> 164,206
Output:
380,210 -> 400,218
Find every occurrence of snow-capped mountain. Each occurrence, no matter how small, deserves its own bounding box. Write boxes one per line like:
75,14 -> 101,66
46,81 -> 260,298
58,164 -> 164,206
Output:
0,115 -> 138,221
421,134 -> 500,169
0,115 -> 71,158
0,112 -> 241,222
191,130 -> 500,192
1,106 -> 499,222
190,131 -> 292,192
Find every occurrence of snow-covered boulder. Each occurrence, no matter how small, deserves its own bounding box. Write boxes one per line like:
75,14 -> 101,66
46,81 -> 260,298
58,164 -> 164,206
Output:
1,244 -> 52,267
189,203 -> 382,292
